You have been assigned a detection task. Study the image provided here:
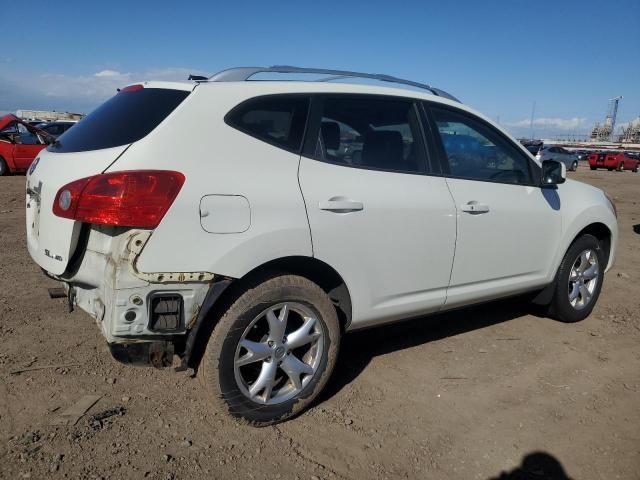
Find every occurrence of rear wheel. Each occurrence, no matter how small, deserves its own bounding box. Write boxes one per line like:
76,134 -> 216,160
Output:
0,156 -> 8,176
200,275 -> 340,426
571,161 -> 578,171
618,162 -> 624,172
589,165 -> 596,170
548,234 -> 605,323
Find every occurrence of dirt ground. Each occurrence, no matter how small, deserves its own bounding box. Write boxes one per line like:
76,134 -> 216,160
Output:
0,166 -> 638,480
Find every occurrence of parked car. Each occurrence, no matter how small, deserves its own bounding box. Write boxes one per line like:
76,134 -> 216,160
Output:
0,114 -> 54,175
588,152 -> 639,172
536,146 -> 579,171
574,150 -> 592,161
524,144 -> 541,155
25,66 -> 618,425
37,120 -> 77,138
519,140 -> 543,156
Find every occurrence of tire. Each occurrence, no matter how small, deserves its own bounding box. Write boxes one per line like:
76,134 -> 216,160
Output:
633,166 -> 638,173
548,234 -> 605,323
607,167 -> 614,171
590,166 -> 596,170
571,161 -> 578,171
0,156 -> 8,176
199,275 -> 340,426
618,162 -> 624,172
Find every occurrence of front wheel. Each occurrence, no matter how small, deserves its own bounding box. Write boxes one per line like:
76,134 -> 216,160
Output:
0,156 -> 8,176
200,275 -> 341,426
571,161 -> 578,171
590,166 -> 596,170
548,234 -> 605,323
618,162 -> 624,172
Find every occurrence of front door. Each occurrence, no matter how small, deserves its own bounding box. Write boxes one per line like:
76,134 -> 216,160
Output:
426,104 -> 562,307
299,95 -> 457,329
14,124 -> 46,170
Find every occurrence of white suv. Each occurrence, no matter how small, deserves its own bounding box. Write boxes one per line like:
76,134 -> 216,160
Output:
26,66 -> 618,425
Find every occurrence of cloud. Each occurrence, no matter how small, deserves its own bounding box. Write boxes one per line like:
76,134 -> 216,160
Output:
0,67 -> 206,114
94,69 -> 128,78
504,117 -> 587,130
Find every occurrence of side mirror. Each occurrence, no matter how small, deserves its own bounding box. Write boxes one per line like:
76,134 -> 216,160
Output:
541,160 -> 566,187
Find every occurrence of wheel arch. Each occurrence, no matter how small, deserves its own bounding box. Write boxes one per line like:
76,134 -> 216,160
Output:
532,221 -> 612,306
180,255 -> 352,370
574,222 -> 612,266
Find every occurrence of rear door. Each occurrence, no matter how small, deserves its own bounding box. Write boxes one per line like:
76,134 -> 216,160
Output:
298,95 -> 456,328
425,103 -> 562,307
26,85 -> 193,275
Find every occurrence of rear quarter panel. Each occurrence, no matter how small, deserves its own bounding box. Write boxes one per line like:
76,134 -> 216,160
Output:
111,84 -> 313,278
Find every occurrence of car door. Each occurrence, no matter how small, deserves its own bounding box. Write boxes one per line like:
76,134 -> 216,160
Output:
298,95 -> 457,329
14,124 -> 45,170
560,147 -> 574,168
425,103 -> 562,308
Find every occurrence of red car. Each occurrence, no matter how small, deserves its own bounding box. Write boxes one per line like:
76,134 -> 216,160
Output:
0,114 -> 54,175
588,151 -> 639,172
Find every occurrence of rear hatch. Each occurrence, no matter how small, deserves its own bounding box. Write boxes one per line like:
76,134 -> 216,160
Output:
26,83 -> 193,275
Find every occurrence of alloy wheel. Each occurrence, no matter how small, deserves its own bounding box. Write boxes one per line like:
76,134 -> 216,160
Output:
568,249 -> 599,310
233,302 -> 324,405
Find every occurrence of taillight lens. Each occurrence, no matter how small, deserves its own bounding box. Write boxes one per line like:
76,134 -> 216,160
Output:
53,170 -> 185,228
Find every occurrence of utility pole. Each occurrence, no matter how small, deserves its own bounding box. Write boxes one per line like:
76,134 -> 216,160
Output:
529,100 -> 536,140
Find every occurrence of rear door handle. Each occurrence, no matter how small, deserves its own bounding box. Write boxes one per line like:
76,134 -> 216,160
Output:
319,199 -> 364,213
461,201 -> 490,214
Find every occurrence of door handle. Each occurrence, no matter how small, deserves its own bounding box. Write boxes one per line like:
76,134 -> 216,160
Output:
460,201 -> 490,214
319,199 -> 364,213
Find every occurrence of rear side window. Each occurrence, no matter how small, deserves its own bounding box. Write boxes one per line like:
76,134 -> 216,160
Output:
226,95 -> 309,152
48,88 -> 190,153
307,95 -> 427,174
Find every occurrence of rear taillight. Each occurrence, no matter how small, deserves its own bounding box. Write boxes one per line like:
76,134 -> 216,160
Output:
53,170 -> 185,228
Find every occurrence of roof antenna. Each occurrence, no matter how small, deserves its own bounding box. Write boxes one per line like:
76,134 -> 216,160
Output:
188,74 -> 208,81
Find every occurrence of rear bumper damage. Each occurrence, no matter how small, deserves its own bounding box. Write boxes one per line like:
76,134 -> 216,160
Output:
48,226 -> 216,367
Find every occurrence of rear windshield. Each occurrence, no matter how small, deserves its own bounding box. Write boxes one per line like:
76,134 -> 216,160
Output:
48,87 -> 190,153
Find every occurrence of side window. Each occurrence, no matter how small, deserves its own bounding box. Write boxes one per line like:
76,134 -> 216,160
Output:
50,125 -> 64,135
17,123 -> 41,145
226,95 -> 309,152
310,96 -> 427,173
429,106 -> 533,185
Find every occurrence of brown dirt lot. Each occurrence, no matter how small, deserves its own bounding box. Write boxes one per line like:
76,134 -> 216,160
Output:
1,167 -> 639,480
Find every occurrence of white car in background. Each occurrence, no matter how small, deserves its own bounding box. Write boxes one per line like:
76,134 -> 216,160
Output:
536,145 -> 579,171
25,66 -> 618,425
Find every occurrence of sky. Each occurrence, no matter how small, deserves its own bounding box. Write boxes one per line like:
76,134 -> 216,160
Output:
1,0 -> 639,139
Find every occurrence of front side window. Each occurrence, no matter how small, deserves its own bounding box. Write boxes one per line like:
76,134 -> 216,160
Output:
226,95 -> 309,152
310,96 -> 427,173
429,106 -> 533,185
17,123 -> 45,145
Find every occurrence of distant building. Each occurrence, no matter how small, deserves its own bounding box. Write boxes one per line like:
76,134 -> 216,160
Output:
16,109 -> 84,122
619,117 -> 640,144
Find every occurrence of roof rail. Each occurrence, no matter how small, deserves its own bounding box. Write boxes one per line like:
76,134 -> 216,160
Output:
206,65 -> 460,102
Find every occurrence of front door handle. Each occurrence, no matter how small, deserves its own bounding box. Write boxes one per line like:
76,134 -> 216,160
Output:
461,201 -> 490,214
319,199 -> 364,213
